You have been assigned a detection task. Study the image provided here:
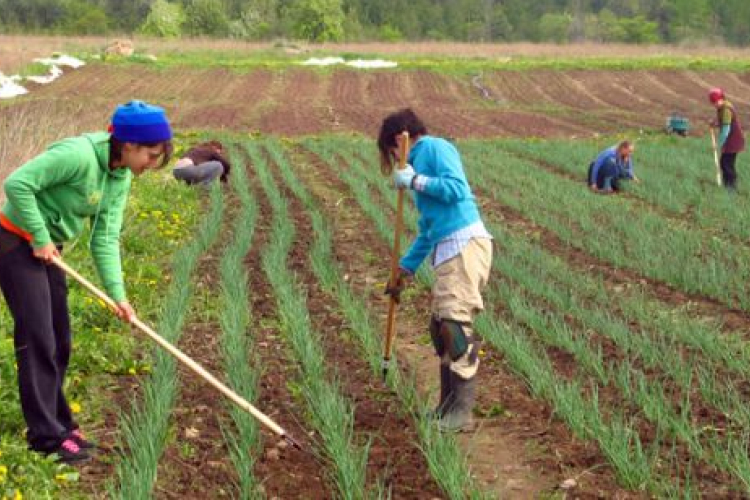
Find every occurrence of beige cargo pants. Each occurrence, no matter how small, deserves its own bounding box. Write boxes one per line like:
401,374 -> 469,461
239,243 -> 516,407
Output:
431,237 -> 492,379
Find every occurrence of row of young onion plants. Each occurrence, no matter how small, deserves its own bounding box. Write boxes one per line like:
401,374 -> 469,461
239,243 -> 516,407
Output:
309,137 -> 682,491
314,136 -> 750,494
499,136 -> 750,241
243,141 -> 373,499
273,138 -> 489,500
301,136 -> 672,492
217,145 -> 263,498
460,141 -> 750,312
459,143 -> 750,492
109,187 -> 225,499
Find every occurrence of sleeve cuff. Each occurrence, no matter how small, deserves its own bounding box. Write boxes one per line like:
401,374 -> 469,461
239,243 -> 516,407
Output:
31,232 -> 52,249
413,174 -> 429,192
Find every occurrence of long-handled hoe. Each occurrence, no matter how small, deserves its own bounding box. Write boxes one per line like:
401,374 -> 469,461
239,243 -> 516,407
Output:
382,131 -> 410,380
52,256 -> 303,451
710,126 -> 723,187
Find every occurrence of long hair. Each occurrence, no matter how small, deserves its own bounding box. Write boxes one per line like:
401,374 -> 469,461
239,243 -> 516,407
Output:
377,108 -> 427,175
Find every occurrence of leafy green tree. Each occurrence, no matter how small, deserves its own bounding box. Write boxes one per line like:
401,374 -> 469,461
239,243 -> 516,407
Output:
0,0 -> 66,30
597,8 -> 627,41
140,0 -> 184,37
59,0 -> 109,34
538,12 -> 572,42
667,0 -> 711,41
228,0 -> 279,39
285,0 -> 345,42
105,0 -> 154,33
183,0 -> 229,36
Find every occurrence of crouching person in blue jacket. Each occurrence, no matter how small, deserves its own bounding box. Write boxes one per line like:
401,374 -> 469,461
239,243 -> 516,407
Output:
378,108 -> 492,432
587,141 -> 639,193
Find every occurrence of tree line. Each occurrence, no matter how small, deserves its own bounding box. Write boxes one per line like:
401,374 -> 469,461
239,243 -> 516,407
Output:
1,0 -> 748,45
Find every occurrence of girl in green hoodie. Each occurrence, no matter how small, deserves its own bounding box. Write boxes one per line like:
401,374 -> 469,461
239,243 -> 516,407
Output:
0,100 -> 173,464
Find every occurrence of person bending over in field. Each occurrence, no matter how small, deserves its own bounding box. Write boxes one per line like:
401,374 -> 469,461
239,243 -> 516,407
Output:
708,88 -> 745,191
0,100 -> 173,464
172,140 -> 231,186
379,108 -> 492,432
587,140 -> 638,194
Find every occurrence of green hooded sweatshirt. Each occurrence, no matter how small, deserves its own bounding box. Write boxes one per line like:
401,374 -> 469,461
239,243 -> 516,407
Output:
2,132 -> 132,301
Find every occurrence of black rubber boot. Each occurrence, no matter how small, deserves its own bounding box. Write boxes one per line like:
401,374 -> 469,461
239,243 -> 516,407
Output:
438,372 -> 476,432
426,364 -> 454,420
436,363 -> 455,417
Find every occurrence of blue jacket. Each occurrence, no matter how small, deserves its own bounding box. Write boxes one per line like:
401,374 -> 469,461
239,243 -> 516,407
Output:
588,146 -> 634,186
400,136 -> 482,274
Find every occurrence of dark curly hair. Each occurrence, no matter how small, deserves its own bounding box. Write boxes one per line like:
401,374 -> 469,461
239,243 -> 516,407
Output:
377,108 -> 427,175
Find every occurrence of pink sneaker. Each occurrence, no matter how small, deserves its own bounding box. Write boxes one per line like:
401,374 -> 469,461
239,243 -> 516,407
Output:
52,438 -> 91,464
69,429 -> 96,450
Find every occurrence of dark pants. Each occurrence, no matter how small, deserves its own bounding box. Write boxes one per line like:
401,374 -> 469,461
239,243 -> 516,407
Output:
720,153 -> 738,189
0,227 -> 75,451
588,161 -> 622,191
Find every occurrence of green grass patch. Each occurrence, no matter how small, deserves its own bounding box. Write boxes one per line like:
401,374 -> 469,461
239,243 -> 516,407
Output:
0,166 -> 201,498
93,49 -> 750,74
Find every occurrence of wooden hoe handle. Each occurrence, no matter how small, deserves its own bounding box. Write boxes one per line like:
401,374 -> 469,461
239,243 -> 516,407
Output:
382,131 -> 410,377
710,127 -> 722,187
51,256 -> 300,449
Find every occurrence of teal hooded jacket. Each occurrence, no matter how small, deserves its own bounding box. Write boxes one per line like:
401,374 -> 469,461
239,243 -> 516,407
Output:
400,136 -> 482,274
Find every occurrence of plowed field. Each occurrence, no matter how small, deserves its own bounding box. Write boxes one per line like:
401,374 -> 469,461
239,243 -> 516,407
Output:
7,65 -> 749,138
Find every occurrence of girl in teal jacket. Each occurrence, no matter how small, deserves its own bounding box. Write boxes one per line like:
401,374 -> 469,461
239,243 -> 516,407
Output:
0,100 -> 172,464
379,108 -> 492,432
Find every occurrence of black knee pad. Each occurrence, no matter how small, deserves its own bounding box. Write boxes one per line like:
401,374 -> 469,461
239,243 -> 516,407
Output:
429,315 -> 445,357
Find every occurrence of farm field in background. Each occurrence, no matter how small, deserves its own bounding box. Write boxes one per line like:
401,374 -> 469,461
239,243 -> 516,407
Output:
3,38 -> 750,498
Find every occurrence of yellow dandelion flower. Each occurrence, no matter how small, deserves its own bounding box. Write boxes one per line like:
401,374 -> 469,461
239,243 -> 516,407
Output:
70,402 -> 81,414
97,299 -> 107,309
14,489 -> 22,500
127,367 -> 137,375
55,474 -> 68,483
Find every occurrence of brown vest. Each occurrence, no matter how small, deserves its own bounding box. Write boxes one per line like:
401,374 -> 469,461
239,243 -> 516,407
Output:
718,101 -> 745,154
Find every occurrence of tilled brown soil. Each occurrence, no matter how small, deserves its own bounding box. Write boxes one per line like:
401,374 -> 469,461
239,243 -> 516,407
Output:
242,156 -> 331,498
152,247 -> 240,499
263,149 -> 445,498
293,145 -> 640,498
11,65 -> 750,139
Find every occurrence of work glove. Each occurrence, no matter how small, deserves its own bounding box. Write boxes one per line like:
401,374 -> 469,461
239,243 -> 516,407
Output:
385,267 -> 411,304
393,164 -> 416,190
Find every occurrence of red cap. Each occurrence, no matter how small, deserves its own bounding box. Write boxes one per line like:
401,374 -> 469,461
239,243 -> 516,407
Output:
708,87 -> 724,104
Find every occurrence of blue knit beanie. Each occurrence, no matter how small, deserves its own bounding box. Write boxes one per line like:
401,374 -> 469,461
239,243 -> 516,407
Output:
111,100 -> 172,143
